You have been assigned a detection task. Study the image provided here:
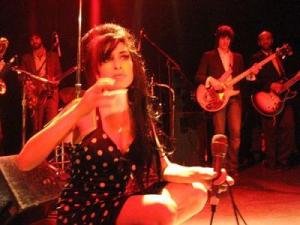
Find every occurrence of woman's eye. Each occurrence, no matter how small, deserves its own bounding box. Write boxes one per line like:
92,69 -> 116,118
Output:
104,57 -> 113,63
120,54 -> 130,60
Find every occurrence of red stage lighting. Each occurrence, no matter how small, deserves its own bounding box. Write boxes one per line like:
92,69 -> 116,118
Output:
90,0 -> 101,27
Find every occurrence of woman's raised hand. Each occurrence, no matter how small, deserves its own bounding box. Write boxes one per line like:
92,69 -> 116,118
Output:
76,78 -> 115,117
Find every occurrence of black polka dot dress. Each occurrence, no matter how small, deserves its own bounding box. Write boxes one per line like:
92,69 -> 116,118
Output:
56,112 -> 138,225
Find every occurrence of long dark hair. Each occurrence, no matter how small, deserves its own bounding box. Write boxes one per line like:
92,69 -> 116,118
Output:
81,23 -> 164,190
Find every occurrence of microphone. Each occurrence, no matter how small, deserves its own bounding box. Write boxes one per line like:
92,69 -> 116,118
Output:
137,28 -> 144,51
53,31 -> 61,57
210,134 -> 228,211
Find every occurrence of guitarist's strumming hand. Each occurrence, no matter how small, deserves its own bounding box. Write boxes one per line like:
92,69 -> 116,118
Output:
270,82 -> 284,94
205,76 -> 226,91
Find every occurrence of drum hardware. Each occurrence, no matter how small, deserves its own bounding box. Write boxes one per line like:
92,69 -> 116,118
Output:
48,143 -> 70,180
140,31 -> 191,148
148,74 -> 176,142
11,67 -> 59,146
11,66 -> 77,146
152,82 -> 175,139
43,107 -> 75,179
59,86 -> 85,105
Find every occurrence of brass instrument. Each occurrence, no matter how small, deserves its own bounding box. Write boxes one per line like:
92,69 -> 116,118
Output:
0,37 -> 9,95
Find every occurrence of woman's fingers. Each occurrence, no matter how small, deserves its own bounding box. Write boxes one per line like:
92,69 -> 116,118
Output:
226,175 -> 235,186
213,169 -> 227,186
94,77 -> 115,92
213,168 -> 234,186
75,78 -> 116,117
197,167 -> 217,180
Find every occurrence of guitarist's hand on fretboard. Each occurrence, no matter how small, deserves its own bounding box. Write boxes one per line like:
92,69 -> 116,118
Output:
251,63 -> 262,76
205,76 -> 225,91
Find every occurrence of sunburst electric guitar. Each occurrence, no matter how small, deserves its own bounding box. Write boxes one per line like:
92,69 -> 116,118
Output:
196,44 -> 292,112
251,70 -> 300,117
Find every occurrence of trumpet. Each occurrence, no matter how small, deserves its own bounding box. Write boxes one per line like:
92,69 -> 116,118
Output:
0,37 -> 9,95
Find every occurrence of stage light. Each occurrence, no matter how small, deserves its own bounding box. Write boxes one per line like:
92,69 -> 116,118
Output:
90,0 -> 101,27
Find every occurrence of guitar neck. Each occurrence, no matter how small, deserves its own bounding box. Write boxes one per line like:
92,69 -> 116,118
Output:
226,53 -> 277,87
56,66 -> 77,82
281,71 -> 300,93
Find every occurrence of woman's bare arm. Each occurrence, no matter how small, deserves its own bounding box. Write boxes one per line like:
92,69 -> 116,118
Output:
160,155 -> 216,183
16,78 -> 115,171
16,100 -> 81,171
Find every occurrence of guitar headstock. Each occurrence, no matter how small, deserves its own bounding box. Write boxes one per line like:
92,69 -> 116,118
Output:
276,43 -> 293,59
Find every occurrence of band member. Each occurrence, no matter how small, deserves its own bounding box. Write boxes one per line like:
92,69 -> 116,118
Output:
16,23 -> 233,225
251,31 -> 296,170
21,33 -> 62,137
195,25 -> 244,178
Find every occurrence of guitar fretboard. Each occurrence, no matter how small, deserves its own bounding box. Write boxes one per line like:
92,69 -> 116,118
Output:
226,53 -> 277,87
281,71 -> 300,94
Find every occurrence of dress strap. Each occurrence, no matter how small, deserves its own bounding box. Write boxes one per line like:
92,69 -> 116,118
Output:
96,108 -> 103,130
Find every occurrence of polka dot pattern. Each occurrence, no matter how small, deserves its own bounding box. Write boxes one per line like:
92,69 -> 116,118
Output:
97,150 -> 103,156
56,118 -> 164,225
56,126 -> 135,225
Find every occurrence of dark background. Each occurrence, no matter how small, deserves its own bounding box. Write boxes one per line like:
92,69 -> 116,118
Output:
0,0 -> 299,164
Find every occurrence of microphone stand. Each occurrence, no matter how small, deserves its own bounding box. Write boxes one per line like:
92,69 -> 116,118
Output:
227,183 -> 249,225
142,33 -> 192,87
21,77 -> 26,147
49,0 -> 83,177
75,0 -> 83,98
12,67 -> 59,147
141,33 -> 190,145
209,182 -> 249,225
153,82 -> 175,139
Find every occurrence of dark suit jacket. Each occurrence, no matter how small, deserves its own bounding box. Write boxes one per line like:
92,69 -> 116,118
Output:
251,50 -> 285,92
195,49 -> 244,90
21,51 -> 62,80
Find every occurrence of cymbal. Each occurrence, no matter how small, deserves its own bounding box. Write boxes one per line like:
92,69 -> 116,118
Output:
59,87 -> 84,104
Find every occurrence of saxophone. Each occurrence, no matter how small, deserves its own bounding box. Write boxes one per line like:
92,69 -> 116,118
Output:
0,37 -> 9,95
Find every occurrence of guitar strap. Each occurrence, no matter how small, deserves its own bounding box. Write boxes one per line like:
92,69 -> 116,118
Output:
272,56 -> 286,78
36,58 -> 47,76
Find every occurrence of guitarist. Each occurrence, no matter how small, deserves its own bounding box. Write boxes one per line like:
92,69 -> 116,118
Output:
250,30 -> 295,170
21,33 -> 62,139
195,25 -> 244,178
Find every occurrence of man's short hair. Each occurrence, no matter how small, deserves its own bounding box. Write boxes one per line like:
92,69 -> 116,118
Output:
215,25 -> 235,41
28,32 -> 43,41
257,30 -> 273,41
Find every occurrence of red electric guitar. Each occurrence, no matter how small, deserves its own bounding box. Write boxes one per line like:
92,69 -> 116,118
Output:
196,44 -> 292,112
251,70 -> 300,117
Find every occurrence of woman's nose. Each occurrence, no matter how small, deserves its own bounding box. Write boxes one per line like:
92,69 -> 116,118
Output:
113,59 -> 121,69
